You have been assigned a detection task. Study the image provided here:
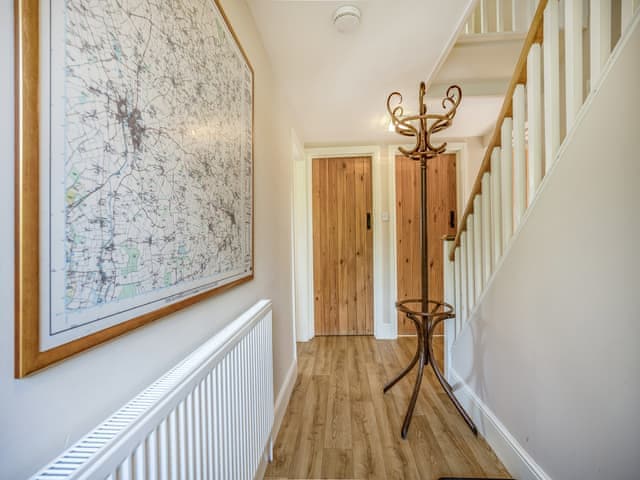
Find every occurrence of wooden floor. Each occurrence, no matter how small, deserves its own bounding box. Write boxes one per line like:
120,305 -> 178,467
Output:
265,336 -> 510,480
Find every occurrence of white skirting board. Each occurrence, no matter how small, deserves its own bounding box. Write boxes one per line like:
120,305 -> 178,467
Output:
449,369 -> 552,480
256,358 -> 298,479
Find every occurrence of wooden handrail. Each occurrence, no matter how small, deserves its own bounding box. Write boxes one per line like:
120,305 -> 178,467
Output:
449,0 -> 548,261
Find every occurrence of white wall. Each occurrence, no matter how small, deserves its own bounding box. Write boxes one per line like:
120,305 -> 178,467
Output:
451,20 -> 640,480
0,0 -> 298,477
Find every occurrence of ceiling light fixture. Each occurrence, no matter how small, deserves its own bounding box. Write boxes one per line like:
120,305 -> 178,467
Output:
333,6 -> 361,34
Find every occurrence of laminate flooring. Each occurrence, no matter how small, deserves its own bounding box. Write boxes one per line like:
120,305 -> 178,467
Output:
264,336 -> 510,480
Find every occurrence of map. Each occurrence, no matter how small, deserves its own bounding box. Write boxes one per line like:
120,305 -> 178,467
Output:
41,0 -> 253,350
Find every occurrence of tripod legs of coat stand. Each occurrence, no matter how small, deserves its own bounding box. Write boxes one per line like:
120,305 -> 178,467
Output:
384,306 -> 478,439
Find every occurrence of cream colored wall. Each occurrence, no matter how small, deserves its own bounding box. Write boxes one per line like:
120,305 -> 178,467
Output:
0,0 -> 299,477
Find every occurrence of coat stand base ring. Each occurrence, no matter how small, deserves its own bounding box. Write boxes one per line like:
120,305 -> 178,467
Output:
384,298 -> 478,439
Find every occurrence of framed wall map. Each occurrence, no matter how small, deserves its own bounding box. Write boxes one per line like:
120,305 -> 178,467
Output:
15,0 -> 254,377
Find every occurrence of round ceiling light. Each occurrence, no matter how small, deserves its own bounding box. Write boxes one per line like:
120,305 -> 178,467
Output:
333,6 -> 361,34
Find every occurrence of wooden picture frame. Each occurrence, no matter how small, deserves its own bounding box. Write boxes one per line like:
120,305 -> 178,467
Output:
15,0 -> 255,377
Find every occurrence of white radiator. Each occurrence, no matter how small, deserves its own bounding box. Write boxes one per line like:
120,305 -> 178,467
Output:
32,300 -> 274,480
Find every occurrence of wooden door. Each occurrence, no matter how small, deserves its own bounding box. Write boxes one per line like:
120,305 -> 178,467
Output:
313,156 -> 373,335
395,153 -> 457,337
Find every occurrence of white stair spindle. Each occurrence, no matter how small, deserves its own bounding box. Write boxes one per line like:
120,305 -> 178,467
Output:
590,0 -> 612,89
466,217 -> 475,311
490,147 -> 502,265
473,195 -> 483,299
443,239 -> 455,377
480,0 -> 489,33
501,118 -> 514,246
512,0 -> 519,31
497,0 -> 505,32
544,0 -> 561,174
454,247 -> 463,333
469,11 -> 477,34
460,233 -> 469,326
481,174 -> 492,284
513,84 -> 527,227
565,0 -> 584,130
527,43 -> 543,203
622,0 -> 635,32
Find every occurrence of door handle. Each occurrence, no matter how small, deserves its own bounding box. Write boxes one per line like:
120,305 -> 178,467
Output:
366,212 -> 371,230
449,210 -> 456,229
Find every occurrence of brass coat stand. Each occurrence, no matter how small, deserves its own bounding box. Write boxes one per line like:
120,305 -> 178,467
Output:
385,82 -> 478,439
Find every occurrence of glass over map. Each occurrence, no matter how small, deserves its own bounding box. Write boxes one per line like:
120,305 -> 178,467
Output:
40,0 -> 253,350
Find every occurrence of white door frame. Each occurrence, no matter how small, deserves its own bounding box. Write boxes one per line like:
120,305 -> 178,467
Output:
301,145 -> 388,339
387,142 -> 467,340
289,129 -> 305,351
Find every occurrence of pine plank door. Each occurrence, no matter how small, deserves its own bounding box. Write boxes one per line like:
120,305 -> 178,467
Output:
395,153 -> 457,336
312,156 -> 373,335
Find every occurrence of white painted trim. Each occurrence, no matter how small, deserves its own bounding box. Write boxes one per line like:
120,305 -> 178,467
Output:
565,0 -> 584,130
303,146 -> 385,338
452,9 -> 640,347
387,142 -> 467,342
258,358 -> 298,480
255,442 -> 271,480
386,144 -> 409,340
272,358 -> 297,443
376,144 -> 398,340
449,369 -> 552,480
291,130 -> 312,342
290,129 -> 304,348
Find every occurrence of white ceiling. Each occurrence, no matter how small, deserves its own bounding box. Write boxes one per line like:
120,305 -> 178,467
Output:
248,0 -> 482,144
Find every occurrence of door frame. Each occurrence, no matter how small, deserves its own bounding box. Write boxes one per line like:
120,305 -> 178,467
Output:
300,146 -> 389,340
388,142 -> 467,340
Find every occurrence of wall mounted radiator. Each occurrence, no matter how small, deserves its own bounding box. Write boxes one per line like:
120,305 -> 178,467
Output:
32,300 -> 274,480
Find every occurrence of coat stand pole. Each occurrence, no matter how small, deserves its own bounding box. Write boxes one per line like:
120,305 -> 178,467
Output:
384,82 -> 478,439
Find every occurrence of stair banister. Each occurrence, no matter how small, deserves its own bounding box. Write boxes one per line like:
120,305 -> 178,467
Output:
448,0 -> 640,343
450,0 -> 548,262
464,0 -> 538,35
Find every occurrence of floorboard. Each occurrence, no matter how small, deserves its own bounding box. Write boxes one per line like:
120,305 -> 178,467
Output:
265,336 -> 510,480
